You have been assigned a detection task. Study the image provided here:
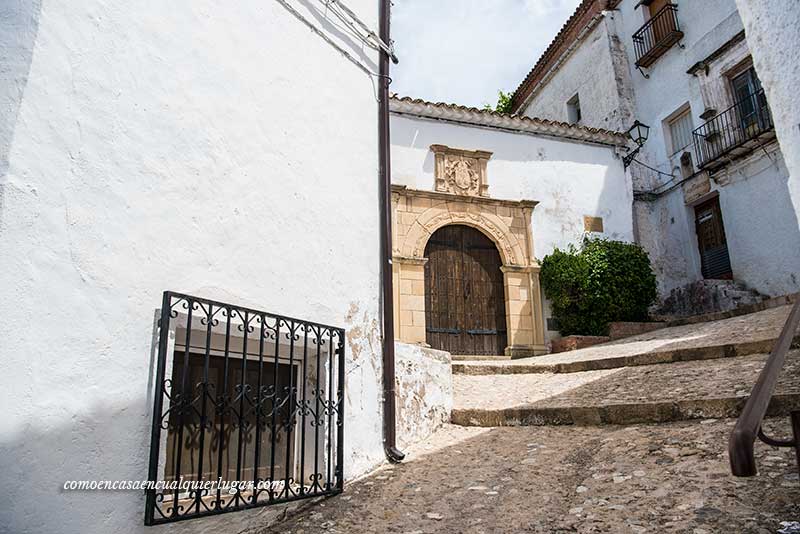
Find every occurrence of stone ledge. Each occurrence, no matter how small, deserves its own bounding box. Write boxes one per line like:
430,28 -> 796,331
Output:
657,292 -> 799,327
451,394 -> 800,427
391,184 -> 537,209
453,349 -> 800,427
452,336 -> 800,375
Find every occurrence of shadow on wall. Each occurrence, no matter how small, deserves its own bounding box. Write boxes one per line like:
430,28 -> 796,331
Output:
0,0 -> 42,229
0,398 -> 303,534
0,308 -> 307,534
0,398 -> 154,534
719,160 -> 800,296
284,0 -> 378,72
0,0 -> 42,180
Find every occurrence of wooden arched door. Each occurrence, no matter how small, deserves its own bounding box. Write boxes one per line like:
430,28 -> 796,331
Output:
424,225 -> 507,355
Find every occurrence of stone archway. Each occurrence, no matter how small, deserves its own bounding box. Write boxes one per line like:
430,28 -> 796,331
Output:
424,224 -> 508,355
391,185 -> 546,357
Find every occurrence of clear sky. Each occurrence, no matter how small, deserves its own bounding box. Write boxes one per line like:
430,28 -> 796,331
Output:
390,0 -> 582,109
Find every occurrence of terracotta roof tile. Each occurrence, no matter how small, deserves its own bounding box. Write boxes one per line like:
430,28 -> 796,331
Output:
389,94 -> 627,147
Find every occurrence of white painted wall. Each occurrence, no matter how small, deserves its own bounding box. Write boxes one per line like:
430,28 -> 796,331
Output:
521,0 -> 800,297
391,114 -> 634,259
735,0 -> 800,214
395,342 -> 452,450
391,113 -> 633,341
613,0 -> 800,296
0,1 -> 387,533
521,15 -> 633,133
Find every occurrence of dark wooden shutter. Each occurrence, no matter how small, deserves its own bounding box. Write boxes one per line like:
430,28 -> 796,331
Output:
649,0 -> 677,43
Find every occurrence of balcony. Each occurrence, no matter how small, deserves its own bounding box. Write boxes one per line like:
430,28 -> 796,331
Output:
692,88 -> 775,171
632,4 -> 683,69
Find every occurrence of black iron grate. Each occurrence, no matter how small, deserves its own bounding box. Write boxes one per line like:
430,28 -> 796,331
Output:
145,291 -> 345,525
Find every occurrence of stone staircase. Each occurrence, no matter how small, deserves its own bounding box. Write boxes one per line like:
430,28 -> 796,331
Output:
277,302 -> 800,534
451,303 -> 800,428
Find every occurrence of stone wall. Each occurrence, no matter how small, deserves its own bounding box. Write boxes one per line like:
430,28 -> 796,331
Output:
395,342 -> 453,450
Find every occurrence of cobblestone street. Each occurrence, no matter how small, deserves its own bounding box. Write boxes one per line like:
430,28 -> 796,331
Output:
280,420 -> 800,534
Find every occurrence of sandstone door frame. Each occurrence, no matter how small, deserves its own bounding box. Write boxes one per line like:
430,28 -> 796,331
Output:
391,185 -> 547,357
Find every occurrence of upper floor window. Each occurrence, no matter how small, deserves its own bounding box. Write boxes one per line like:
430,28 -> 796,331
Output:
730,67 -> 767,133
566,93 -> 582,124
667,107 -> 693,156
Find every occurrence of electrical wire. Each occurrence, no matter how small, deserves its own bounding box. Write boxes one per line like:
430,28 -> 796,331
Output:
318,0 -> 398,62
273,0 -> 393,101
631,157 -> 675,178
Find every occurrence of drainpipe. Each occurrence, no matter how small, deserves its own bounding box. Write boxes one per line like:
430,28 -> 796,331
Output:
378,0 -> 405,463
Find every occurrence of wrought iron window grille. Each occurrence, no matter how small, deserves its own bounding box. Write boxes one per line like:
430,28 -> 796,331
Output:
145,291 -> 345,525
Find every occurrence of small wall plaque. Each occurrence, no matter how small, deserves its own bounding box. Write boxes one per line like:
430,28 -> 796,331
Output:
583,216 -> 604,233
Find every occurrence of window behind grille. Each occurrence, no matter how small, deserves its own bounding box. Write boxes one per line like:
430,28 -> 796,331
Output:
164,353 -> 295,484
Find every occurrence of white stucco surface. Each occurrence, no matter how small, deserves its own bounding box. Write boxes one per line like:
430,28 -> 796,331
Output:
394,342 -> 453,450
390,114 -> 634,259
0,1 -> 388,533
518,0 -> 800,297
735,0 -> 800,209
521,15 -> 634,133
613,0 -> 800,296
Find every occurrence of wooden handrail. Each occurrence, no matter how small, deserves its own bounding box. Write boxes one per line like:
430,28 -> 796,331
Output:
729,299 -> 800,476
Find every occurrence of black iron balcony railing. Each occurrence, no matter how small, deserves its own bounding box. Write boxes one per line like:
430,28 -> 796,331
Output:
145,291 -> 345,525
632,4 -> 683,69
692,88 -> 775,171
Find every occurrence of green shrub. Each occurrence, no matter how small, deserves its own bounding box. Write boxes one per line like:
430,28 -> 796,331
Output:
540,237 -> 657,336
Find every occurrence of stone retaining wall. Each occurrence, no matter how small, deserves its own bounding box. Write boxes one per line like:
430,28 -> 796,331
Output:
550,335 -> 610,354
395,342 -> 453,449
608,321 -> 667,340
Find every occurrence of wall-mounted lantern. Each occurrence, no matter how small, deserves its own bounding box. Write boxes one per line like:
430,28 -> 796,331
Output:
623,120 -> 650,168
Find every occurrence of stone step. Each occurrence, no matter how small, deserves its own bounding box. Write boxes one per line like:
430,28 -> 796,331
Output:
450,354 -> 512,361
451,350 -> 800,427
453,304 -> 797,376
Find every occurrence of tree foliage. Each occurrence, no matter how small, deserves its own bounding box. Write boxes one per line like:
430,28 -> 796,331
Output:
483,90 -> 514,114
540,238 -> 658,336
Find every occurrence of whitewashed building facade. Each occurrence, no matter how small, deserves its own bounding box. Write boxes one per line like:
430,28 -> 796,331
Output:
511,0 -> 800,305
4,0 -> 798,532
0,1 -> 407,533
389,96 -> 633,351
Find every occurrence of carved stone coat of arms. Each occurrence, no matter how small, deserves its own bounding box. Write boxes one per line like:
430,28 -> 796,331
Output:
431,144 -> 492,197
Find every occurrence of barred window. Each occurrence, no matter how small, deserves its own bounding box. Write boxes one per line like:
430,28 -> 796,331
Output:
145,292 -> 345,525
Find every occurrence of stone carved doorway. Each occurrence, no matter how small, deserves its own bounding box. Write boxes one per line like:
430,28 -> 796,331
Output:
392,185 -> 547,357
424,224 -> 508,355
